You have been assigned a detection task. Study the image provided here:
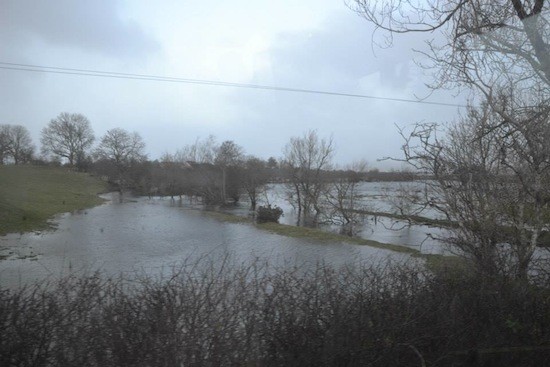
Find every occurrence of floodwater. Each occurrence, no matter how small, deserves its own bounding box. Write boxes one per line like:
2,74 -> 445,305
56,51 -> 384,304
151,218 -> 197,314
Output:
228,182 -> 451,255
0,193 -> 410,288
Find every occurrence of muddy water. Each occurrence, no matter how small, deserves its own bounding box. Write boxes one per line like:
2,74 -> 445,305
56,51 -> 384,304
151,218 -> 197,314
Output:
0,193 -> 409,288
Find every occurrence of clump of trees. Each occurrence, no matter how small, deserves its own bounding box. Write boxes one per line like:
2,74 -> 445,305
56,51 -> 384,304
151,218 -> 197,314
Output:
156,137 -> 274,207
280,130 -> 369,231
0,124 -> 34,164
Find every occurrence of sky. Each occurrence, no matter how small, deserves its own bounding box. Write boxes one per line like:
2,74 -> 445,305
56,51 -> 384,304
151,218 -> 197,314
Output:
0,0 -> 465,169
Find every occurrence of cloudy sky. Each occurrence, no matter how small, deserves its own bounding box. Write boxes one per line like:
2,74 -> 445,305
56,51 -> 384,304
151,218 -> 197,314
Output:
0,0 -> 465,169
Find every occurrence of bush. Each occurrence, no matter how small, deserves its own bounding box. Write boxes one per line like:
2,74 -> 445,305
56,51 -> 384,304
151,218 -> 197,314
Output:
257,204 -> 284,223
1,260 -> 550,366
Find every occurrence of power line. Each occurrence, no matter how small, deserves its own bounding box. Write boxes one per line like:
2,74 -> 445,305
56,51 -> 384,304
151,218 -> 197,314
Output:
0,61 -> 467,108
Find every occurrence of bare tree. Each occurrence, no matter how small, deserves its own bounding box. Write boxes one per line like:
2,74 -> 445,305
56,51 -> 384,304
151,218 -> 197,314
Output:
351,1 -> 550,90
41,113 -> 95,167
324,160 -> 368,235
0,125 -> 9,164
175,135 -> 218,164
0,124 -> 34,164
240,156 -> 270,210
8,125 -> 34,164
215,140 -> 244,203
95,128 -> 146,198
165,137 -> 224,204
283,130 -> 334,225
353,1 -> 550,278
398,99 -> 550,278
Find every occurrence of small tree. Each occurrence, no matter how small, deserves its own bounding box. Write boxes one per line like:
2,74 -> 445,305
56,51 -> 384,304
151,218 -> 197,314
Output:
215,140 -> 244,203
324,161 -> 368,235
283,130 -> 334,225
95,128 -> 146,198
0,124 -> 34,164
240,156 -> 270,210
41,113 -> 95,168
0,125 -> 9,164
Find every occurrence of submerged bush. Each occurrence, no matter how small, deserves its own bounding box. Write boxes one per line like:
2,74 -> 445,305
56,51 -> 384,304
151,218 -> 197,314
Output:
257,204 -> 284,223
1,260 -> 550,366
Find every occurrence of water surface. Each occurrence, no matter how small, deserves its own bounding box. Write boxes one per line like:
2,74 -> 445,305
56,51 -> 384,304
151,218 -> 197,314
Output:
0,193 -> 408,288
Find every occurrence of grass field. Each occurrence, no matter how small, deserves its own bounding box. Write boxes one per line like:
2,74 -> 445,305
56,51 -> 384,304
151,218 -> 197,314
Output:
0,165 -> 107,235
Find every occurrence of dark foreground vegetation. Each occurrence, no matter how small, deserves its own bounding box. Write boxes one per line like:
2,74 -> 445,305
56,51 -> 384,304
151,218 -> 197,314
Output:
2,260 -> 550,366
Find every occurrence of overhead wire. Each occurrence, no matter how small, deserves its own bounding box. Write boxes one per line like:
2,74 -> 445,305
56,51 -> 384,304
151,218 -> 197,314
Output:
0,61 -> 467,108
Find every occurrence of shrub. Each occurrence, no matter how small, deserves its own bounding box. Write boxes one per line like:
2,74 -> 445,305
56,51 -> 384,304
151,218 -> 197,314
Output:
1,260 -> 550,366
257,204 -> 284,223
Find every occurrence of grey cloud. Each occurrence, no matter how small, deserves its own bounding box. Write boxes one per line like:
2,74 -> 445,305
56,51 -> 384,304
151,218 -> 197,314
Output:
0,0 -> 159,59
227,11 -> 461,167
263,12 -> 425,91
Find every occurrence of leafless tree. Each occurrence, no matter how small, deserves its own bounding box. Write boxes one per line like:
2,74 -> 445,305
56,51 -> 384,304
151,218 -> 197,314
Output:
0,124 -> 34,164
398,99 -> 550,278
240,156 -> 270,210
351,1 -> 549,91
96,128 -> 146,198
41,113 -> 95,168
175,135 -> 218,164
283,130 -> 334,225
382,183 -> 425,219
324,160 -> 368,235
353,1 -> 550,277
215,140 -> 244,203
0,125 -> 9,164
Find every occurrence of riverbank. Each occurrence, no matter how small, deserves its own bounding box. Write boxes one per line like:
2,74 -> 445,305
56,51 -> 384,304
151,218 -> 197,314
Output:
0,165 -> 107,236
204,210 -> 419,254
201,209 -> 465,273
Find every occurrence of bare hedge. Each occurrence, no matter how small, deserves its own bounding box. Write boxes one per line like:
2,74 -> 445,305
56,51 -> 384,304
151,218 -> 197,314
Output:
1,259 -> 550,366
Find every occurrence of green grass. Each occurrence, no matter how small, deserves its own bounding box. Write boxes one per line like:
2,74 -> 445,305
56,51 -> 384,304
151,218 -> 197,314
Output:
0,165 -> 108,235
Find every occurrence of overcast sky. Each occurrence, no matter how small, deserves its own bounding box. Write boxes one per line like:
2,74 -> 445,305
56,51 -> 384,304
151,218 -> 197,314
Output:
0,0 -> 465,169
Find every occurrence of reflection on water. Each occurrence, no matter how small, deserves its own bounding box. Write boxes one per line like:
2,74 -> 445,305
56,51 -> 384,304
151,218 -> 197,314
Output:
225,182 -> 450,255
0,194 -> 409,288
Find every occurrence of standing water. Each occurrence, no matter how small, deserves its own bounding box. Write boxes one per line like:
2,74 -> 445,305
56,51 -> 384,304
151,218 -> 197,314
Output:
0,193 -> 410,288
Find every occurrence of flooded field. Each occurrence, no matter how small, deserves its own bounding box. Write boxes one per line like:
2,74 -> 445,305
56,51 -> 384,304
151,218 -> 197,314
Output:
0,192 -> 410,288
226,182 -> 451,254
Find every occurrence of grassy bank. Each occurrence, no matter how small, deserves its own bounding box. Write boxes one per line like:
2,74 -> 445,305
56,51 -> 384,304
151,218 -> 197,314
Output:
0,165 -> 107,235
202,210 -> 466,272
203,210 -> 420,255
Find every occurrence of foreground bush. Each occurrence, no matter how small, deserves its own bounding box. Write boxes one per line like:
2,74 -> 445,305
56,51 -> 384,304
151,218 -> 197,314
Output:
1,260 -> 550,366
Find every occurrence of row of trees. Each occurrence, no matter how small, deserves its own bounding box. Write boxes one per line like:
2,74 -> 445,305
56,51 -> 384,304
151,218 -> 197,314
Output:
1,113 -> 147,199
153,131 -> 367,232
155,137 -> 275,207
2,113 -> 146,172
40,113 -> 147,178
1,112 -> 368,227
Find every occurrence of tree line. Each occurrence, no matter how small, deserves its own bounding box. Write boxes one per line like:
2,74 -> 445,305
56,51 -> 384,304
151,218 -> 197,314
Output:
0,114 -> 376,227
